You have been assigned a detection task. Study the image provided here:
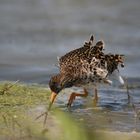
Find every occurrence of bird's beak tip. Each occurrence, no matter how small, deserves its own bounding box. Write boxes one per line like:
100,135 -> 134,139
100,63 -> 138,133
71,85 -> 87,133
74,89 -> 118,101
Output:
50,91 -> 57,104
48,91 -> 57,111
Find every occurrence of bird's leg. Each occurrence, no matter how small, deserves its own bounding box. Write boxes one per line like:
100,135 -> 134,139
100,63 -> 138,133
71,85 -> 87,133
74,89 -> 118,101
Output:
67,88 -> 88,107
93,87 -> 98,107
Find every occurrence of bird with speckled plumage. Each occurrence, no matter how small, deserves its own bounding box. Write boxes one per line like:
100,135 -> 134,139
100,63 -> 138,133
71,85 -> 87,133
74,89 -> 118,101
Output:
36,35 -> 125,124
49,35 -> 125,109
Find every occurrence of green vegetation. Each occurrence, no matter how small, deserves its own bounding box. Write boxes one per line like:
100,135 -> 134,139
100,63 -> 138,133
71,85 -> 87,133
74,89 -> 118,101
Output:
0,81 -> 140,140
0,81 -> 50,139
0,81 -> 89,140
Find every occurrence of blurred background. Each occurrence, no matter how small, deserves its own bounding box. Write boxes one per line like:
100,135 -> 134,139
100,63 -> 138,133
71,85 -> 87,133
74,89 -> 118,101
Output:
1,0 -> 140,134
0,0 -> 140,83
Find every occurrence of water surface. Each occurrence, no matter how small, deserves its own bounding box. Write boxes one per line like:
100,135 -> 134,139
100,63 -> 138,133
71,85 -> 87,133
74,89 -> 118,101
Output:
0,0 -> 140,132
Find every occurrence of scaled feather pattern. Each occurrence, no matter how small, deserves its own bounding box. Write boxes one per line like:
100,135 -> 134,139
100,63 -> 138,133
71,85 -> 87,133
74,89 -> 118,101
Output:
49,35 -> 124,93
58,35 -> 124,88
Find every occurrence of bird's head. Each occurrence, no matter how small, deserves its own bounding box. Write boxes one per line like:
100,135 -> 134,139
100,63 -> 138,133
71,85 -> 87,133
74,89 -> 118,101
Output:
48,74 -> 63,110
49,74 -> 63,94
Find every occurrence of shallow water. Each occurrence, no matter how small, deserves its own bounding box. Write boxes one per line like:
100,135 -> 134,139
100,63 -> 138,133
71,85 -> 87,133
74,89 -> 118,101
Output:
0,0 -> 140,132
55,85 -> 140,132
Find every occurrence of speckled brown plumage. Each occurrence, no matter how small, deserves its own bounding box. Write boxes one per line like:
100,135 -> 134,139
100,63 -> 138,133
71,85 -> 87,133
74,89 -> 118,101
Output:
49,35 -> 125,107
36,35 -> 125,124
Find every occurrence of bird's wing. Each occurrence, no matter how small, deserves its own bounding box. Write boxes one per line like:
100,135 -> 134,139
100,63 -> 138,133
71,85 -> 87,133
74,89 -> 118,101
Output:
60,56 -> 109,84
58,46 -> 90,73
80,57 -> 108,79
59,65 -> 82,88
58,35 -> 95,72
59,46 -> 108,80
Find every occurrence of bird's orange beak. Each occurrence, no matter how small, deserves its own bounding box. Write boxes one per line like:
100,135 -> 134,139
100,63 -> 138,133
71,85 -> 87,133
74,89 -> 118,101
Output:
50,91 -> 57,104
48,91 -> 57,111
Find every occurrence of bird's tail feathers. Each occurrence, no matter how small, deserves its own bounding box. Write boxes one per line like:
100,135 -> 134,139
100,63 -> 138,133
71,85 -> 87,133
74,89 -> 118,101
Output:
110,69 -> 124,85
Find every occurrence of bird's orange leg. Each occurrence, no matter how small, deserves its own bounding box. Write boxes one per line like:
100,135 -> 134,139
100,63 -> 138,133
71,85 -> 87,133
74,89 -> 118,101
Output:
93,88 -> 98,106
67,88 -> 88,107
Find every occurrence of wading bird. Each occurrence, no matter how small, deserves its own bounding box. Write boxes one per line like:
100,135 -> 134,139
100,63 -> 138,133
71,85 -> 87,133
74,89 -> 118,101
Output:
49,35 -> 124,108
36,35 -> 124,124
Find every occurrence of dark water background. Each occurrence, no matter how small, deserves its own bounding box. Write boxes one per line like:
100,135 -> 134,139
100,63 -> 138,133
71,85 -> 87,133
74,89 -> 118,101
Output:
0,0 -> 140,132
